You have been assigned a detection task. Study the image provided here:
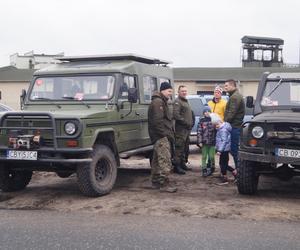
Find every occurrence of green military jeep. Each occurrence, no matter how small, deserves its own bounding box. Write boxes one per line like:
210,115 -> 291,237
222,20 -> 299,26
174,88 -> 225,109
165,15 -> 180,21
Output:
238,72 -> 300,194
0,54 -> 173,197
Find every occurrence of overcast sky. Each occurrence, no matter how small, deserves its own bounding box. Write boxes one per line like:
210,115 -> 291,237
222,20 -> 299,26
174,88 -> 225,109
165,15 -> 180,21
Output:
0,0 -> 299,67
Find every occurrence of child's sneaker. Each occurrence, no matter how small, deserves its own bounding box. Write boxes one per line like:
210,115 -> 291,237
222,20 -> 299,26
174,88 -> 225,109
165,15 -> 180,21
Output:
206,168 -> 213,177
202,168 -> 207,177
218,176 -> 229,185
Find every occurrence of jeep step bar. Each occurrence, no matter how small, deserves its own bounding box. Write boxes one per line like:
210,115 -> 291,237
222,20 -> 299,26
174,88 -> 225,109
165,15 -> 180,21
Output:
119,145 -> 153,159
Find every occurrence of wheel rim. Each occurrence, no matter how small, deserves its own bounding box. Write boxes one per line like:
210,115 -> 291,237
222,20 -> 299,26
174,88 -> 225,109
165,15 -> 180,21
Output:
95,158 -> 110,183
8,171 -> 16,179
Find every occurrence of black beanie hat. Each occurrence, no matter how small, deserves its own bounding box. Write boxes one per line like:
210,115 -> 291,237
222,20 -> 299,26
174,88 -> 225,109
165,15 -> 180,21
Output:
160,82 -> 173,91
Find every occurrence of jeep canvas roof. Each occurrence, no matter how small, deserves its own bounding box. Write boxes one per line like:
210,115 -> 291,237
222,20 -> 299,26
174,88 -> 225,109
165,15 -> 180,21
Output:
57,54 -> 171,65
34,54 -> 172,76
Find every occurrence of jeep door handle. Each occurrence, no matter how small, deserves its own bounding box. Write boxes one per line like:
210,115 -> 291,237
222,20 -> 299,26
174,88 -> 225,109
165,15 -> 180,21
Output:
135,112 -> 140,116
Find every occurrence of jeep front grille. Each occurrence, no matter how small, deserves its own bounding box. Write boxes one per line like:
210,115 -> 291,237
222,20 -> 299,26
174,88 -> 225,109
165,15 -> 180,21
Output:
0,112 -> 57,149
267,123 -> 300,139
267,131 -> 300,139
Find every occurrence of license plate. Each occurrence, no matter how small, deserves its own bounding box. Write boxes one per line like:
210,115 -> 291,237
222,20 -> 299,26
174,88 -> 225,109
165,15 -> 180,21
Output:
275,148 -> 300,158
7,150 -> 38,160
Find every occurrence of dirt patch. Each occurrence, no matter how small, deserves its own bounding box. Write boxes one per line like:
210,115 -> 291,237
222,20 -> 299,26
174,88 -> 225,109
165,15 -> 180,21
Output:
0,146 -> 299,221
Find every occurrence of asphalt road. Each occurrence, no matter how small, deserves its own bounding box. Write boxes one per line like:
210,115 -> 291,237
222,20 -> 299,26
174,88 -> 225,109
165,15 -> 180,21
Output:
0,210 -> 299,250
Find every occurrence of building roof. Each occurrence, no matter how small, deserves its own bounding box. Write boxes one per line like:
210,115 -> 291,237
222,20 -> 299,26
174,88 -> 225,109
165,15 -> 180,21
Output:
241,36 -> 284,45
1,65 -> 299,83
173,67 -> 300,82
0,66 -> 35,82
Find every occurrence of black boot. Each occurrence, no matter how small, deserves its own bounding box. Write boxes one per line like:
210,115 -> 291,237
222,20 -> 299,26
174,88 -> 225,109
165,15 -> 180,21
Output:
174,164 -> 186,175
181,162 -> 192,171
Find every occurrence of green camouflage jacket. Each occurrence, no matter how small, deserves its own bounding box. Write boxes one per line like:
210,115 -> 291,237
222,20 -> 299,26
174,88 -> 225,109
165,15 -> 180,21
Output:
148,92 -> 175,144
173,96 -> 194,133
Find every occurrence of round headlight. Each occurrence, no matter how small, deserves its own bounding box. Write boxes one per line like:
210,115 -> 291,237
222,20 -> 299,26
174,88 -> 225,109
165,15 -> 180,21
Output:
65,122 -> 76,135
252,126 -> 264,138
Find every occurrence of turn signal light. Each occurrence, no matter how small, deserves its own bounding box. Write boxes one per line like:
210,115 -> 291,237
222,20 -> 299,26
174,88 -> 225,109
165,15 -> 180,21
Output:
66,140 -> 78,147
248,139 -> 258,147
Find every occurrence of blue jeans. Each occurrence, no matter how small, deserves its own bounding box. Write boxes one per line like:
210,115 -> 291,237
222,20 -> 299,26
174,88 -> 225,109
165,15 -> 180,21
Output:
230,127 -> 241,168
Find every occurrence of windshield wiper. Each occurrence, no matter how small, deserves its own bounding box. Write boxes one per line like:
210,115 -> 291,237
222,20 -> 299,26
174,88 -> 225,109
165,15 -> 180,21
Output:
267,79 -> 283,97
32,97 -> 61,109
61,96 -> 90,108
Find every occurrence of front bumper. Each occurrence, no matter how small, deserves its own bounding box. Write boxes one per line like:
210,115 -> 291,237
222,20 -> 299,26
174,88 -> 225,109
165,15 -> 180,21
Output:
239,151 -> 300,165
0,147 -> 93,164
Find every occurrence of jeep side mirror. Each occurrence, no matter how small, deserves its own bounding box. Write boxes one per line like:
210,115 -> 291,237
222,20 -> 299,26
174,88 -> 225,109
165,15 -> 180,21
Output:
246,96 -> 254,108
128,88 -> 138,103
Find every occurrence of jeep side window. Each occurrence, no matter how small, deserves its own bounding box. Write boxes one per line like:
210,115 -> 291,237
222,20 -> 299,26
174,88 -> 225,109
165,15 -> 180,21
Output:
119,75 -> 136,100
143,76 -> 157,102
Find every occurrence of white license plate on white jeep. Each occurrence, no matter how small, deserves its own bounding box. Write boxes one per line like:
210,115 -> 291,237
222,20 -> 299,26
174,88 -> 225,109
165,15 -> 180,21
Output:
275,148 -> 300,158
7,150 -> 37,160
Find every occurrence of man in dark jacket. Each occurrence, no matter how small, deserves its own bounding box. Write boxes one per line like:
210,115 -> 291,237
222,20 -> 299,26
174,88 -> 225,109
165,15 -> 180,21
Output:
173,85 -> 194,174
148,82 -> 177,193
224,79 -> 245,168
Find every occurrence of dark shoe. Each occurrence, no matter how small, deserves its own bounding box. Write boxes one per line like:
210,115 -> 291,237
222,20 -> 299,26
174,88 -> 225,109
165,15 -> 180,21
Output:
206,168 -> 213,176
217,176 -> 229,185
210,166 -> 215,174
181,163 -> 192,171
151,183 -> 161,189
174,165 -> 186,175
202,168 -> 207,177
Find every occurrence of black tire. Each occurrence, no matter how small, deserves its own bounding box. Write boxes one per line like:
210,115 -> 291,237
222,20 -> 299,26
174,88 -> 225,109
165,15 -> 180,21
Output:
0,166 -> 32,192
76,145 -> 117,197
237,160 -> 259,195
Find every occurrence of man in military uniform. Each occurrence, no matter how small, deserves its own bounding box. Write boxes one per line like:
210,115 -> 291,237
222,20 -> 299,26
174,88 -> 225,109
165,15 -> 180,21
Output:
148,82 -> 177,193
224,79 -> 245,169
173,85 -> 194,174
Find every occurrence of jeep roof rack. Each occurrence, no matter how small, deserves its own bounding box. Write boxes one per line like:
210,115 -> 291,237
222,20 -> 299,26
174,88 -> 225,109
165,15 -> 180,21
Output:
57,54 -> 171,65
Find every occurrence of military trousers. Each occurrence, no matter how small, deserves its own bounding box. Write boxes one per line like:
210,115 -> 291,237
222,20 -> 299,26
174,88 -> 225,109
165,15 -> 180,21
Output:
174,130 -> 190,165
151,137 -> 172,185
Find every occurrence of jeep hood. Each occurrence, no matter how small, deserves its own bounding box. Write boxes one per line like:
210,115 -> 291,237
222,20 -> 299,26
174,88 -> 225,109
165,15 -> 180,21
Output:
3,109 -> 111,119
49,109 -> 110,119
252,110 -> 300,123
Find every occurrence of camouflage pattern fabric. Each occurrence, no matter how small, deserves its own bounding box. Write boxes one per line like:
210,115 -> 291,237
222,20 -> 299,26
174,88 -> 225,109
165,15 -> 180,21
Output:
151,137 -> 172,185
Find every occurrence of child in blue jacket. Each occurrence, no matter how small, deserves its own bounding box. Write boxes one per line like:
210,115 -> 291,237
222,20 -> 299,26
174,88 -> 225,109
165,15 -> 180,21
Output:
211,113 -> 237,184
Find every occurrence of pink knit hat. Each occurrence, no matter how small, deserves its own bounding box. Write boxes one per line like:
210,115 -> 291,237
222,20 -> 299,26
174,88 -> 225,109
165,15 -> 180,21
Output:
214,85 -> 223,94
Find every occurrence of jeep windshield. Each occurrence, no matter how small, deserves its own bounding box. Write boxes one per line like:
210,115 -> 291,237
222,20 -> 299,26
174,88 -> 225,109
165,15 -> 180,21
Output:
30,75 -> 115,101
261,80 -> 300,107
